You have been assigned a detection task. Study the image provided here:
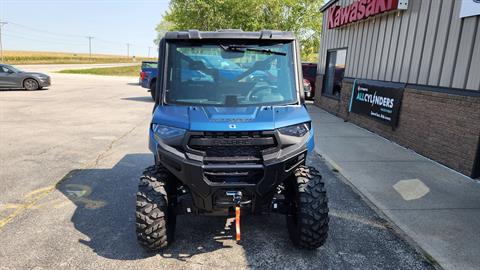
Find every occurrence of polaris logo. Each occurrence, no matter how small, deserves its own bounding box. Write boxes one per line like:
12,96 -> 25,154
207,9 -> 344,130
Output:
211,139 -> 253,146
229,124 -> 237,129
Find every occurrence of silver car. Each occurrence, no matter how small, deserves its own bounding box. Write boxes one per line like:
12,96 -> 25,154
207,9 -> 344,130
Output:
0,64 -> 51,90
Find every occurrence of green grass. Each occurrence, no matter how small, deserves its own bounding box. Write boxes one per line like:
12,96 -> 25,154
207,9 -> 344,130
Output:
58,65 -> 141,77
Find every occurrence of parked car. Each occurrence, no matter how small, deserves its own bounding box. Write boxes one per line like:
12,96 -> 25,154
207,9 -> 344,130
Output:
139,61 -> 158,99
302,62 -> 317,100
303,78 -> 312,99
0,64 -> 51,90
135,30 -> 329,251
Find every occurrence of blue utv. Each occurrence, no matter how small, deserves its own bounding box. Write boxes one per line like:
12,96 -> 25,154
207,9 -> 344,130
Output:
136,30 -> 329,250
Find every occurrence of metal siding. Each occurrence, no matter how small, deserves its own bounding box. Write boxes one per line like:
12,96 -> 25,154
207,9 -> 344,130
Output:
408,0 -> 431,84
467,18 -> 480,91
418,0 -> 442,85
350,22 -> 360,77
367,18 -> 381,79
429,0 -> 454,86
353,22 -> 365,78
317,0 -> 479,91
385,12 -> 402,81
452,16 -> 478,89
439,0 -> 463,87
400,0 -> 421,82
318,12 -> 327,74
361,21 -> 374,78
379,14 -> 395,81
345,21 -> 356,77
359,21 -> 369,78
373,17 -> 387,80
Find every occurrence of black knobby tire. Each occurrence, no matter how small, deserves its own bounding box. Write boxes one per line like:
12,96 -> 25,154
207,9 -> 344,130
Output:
24,78 -> 39,91
136,165 -> 176,251
286,165 -> 329,249
150,81 -> 156,101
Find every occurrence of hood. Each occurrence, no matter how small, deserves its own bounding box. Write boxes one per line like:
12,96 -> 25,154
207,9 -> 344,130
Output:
152,105 -> 311,131
25,72 -> 49,77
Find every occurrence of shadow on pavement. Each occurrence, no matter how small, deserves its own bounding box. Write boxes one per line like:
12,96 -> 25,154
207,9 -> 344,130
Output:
0,88 -> 48,92
121,96 -> 153,103
56,153 -> 434,269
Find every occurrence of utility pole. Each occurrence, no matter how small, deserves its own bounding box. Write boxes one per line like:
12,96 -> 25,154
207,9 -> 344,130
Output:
86,36 -> 94,59
126,43 -> 131,59
0,21 -> 7,62
148,46 -> 152,58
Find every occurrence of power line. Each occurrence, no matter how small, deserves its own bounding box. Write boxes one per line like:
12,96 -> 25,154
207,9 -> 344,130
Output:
2,20 -> 156,57
7,21 -> 84,38
3,32 -> 84,46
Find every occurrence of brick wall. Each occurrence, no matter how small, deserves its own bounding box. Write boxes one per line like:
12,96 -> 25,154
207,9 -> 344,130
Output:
314,79 -> 480,177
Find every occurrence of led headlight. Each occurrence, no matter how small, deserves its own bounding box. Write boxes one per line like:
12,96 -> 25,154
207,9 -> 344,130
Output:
152,124 -> 185,140
278,122 -> 310,137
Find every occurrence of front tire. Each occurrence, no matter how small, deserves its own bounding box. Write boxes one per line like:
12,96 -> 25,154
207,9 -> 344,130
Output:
136,165 -> 176,251
24,78 -> 39,91
150,81 -> 156,101
286,165 -> 329,249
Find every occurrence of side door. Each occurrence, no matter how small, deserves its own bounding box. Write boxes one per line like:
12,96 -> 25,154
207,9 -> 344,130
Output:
0,66 -> 19,88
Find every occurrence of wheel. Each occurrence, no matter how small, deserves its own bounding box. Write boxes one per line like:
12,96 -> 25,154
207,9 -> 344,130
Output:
286,165 -> 329,249
24,78 -> 39,91
136,165 -> 176,251
150,81 -> 156,101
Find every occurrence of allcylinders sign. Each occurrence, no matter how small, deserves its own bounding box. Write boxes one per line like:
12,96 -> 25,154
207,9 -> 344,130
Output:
349,80 -> 405,127
327,0 -> 405,29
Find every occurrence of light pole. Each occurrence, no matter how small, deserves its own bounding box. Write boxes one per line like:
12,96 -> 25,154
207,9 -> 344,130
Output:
86,36 -> 94,59
0,21 -> 8,62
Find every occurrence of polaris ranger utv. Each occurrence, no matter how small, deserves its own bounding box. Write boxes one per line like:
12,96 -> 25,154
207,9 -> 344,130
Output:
136,30 -> 329,250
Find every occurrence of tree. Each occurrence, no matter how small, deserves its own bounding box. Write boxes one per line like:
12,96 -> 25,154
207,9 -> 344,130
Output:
156,0 -> 324,61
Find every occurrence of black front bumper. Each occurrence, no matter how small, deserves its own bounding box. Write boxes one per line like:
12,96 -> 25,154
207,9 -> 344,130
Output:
154,130 -> 309,212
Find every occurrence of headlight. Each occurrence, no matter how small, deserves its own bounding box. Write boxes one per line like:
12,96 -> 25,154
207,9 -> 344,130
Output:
278,122 -> 310,137
152,124 -> 185,140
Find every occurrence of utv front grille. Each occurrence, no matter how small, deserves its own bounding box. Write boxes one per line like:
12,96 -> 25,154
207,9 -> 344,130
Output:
187,131 -> 277,164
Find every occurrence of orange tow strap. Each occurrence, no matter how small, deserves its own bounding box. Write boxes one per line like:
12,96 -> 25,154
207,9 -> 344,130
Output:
235,206 -> 241,241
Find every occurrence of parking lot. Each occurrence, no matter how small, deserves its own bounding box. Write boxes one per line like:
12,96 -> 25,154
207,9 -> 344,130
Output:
0,71 -> 435,270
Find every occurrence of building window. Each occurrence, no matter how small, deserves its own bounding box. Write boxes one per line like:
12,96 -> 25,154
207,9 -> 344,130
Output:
323,49 -> 347,99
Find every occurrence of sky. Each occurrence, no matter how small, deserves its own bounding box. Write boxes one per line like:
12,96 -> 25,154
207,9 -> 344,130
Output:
0,0 -> 170,57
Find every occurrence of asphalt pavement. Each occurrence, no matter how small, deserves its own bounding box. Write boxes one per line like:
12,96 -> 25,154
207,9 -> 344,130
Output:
0,73 -> 435,269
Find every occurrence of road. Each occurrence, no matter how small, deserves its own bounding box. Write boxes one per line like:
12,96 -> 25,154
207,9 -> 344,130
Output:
0,73 -> 434,269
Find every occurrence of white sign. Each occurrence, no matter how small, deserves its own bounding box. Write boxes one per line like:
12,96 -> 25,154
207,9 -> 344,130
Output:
460,0 -> 480,18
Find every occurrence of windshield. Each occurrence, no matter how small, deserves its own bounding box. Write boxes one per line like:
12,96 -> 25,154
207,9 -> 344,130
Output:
6,65 -> 22,73
142,62 -> 157,69
165,41 -> 297,106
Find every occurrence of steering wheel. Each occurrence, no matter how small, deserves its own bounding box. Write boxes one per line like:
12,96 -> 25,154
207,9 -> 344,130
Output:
246,84 -> 273,102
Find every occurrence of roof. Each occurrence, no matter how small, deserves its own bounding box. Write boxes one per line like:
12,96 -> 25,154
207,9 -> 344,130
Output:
320,0 -> 339,12
164,30 -> 296,41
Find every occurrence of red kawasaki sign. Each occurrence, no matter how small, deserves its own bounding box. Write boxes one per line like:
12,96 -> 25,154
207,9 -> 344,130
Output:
327,0 -> 399,29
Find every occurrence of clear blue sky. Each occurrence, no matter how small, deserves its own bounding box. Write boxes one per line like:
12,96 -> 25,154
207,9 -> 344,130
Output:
0,0 -> 170,57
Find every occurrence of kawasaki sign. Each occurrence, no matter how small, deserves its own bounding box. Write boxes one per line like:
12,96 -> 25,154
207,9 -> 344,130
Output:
327,0 -> 407,29
349,80 -> 405,127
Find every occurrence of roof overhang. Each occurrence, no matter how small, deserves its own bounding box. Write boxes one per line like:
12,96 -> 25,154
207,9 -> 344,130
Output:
320,0 -> 339,12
